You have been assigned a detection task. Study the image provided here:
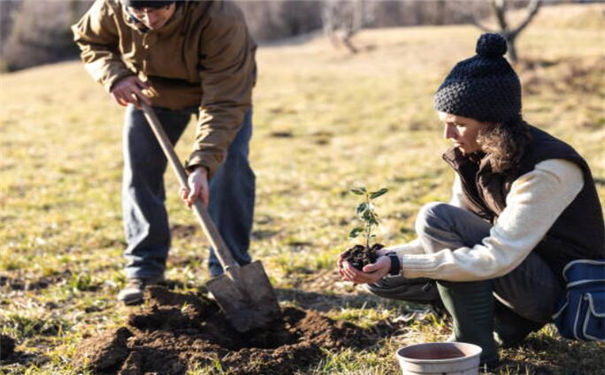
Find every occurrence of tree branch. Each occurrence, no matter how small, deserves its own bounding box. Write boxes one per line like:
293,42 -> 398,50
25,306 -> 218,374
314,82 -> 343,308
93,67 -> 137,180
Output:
492,0 -> 508,31
465,13 -> 493,33
511,0 -> 541,38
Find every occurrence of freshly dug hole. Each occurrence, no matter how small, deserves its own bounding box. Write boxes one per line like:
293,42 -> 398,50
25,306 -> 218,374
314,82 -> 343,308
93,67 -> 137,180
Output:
75,286 -> 388,374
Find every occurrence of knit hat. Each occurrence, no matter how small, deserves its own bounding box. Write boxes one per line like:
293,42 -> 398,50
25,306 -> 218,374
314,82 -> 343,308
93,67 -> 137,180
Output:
433,33 -> 521,124
124,0 -> 175,9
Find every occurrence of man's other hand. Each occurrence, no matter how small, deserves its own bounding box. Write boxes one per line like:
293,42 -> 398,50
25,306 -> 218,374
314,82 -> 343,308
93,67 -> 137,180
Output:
110,76 -> 152,107
180,167 -> 209,209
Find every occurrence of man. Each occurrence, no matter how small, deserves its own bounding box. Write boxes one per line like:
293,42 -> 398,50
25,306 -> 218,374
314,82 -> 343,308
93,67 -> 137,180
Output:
339,33 -> 604,368
72,0 -> 257,304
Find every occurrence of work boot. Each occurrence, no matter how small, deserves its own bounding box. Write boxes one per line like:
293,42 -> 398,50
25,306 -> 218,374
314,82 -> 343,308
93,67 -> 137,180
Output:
117,276 -> 164,305
437,280 -> 499,369
494,302 -> 544,348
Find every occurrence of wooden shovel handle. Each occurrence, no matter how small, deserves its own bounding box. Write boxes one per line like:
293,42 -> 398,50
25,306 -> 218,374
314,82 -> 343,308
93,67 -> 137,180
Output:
140,103 -> 238,270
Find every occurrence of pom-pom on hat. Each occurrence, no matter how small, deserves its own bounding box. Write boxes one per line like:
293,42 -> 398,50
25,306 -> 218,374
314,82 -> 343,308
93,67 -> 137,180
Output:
433,33 -> 521,124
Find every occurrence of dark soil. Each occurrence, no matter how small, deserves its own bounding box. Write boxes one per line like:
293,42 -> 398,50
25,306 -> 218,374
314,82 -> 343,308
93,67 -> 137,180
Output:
1,334 -> 15,360
341,243 -> 383,271
74,286 -> 391,375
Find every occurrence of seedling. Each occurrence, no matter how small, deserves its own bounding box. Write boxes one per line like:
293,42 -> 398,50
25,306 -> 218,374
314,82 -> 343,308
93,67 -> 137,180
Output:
341,187 -> 388,270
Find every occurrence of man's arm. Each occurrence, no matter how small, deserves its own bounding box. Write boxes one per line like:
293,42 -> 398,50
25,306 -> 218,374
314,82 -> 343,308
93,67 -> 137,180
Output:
71,0 -> 133,93
185,2 -> 255,178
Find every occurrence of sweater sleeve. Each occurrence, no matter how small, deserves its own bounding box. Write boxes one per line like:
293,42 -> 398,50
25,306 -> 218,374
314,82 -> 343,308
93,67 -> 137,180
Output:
449,174 -> 469,210
387,239 -> 425,257
399,159 -> 584,281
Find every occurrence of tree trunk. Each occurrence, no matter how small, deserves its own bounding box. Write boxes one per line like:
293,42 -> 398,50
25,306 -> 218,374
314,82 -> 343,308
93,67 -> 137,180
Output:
505,34 -> 518,64
466,0 -> 540,64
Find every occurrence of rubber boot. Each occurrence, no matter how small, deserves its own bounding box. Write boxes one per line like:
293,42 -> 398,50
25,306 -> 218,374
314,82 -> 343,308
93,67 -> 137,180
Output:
437,280 -> 499,369
494,301 -> 544,348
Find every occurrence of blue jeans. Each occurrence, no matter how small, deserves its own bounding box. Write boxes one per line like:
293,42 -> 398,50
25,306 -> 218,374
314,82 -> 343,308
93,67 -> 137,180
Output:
122,105 -> 254,279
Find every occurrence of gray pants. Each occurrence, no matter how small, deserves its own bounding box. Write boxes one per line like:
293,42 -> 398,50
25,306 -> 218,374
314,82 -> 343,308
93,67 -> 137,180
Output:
369,202 -> 563,323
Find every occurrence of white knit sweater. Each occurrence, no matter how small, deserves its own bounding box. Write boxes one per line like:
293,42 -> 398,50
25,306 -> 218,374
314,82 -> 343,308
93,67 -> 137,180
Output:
388,159 -> 584,281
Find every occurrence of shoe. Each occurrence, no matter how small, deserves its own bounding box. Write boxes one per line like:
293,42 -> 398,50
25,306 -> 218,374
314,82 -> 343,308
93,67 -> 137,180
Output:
118,276 -> 164,305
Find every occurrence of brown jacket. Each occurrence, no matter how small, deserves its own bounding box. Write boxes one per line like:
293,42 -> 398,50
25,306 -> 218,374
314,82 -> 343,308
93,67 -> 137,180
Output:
72,0 -> 256,176
443,125 -> 605,276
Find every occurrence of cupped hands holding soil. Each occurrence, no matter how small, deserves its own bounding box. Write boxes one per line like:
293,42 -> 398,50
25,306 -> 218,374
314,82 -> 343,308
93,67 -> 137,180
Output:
341,243 -> 384,271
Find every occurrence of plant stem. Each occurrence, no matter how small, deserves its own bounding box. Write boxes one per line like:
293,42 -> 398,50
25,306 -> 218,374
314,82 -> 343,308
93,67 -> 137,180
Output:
365,193 -> 371,249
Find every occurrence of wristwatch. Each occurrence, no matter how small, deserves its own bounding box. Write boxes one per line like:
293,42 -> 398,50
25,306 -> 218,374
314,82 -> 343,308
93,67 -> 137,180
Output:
386,252 -> 400,276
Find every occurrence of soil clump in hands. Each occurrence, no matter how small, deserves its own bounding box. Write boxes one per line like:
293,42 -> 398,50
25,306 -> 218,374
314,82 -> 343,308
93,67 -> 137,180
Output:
341,243 -> 384,271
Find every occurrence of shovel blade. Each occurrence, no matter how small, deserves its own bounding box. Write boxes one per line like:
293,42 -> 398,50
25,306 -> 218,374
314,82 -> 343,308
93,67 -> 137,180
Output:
206,260 -> 281,332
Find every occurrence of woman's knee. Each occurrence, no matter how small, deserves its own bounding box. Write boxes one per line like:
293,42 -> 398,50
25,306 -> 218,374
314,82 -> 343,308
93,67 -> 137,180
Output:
415,202 -> 454,236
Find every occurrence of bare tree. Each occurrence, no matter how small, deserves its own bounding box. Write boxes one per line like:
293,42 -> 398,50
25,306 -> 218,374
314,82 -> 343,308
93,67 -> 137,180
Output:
467,0 -> 541,64
321,0 -> 376,53
2,0 -> 91,71
236,0 -> 322,42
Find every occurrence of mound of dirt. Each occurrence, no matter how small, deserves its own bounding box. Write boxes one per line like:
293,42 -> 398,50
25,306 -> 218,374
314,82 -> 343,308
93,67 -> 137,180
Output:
1,335 -> 15,360
75,286 -> 388,374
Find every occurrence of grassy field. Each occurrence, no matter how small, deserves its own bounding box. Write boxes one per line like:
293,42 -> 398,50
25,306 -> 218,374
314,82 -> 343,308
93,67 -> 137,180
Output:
1,4 -> 604,374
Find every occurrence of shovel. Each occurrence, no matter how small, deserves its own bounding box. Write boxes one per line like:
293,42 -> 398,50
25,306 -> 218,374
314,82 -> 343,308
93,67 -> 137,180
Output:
139,102 -> 281,332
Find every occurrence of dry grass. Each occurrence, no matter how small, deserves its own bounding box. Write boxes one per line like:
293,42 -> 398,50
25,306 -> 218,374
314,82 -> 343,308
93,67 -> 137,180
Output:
1,4 -> 604,374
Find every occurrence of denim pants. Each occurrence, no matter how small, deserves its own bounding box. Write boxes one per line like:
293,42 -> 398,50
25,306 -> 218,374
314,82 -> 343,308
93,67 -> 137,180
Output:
369,202 -> 563,323
122,105 -> 254,279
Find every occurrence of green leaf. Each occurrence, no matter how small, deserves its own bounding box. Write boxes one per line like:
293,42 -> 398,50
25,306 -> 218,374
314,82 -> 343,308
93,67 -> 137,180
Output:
362,210 -> 373,221
356,203 -> 368,215
349,227 -> 363,238
370,188 -> 389,199
350,187 -> 367,195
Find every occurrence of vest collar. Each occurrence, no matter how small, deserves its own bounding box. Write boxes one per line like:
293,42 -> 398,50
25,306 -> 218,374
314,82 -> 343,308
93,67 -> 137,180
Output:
442,147 -> 488,172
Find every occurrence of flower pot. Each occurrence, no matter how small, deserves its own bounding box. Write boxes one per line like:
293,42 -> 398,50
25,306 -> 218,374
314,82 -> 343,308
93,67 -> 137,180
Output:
396,342 -> 482,375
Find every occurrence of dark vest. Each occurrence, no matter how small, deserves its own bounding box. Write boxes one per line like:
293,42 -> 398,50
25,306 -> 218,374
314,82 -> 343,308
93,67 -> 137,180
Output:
442,125 -> 605,276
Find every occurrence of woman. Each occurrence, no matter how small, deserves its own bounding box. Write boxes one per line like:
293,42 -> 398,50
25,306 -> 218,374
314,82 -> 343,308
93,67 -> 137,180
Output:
338,33 -> 604,368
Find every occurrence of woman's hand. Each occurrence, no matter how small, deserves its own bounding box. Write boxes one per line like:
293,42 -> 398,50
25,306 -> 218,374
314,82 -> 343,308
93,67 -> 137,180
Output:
375,247 -> 390,257
338,254 -> 391,284
180,167 -> 209,208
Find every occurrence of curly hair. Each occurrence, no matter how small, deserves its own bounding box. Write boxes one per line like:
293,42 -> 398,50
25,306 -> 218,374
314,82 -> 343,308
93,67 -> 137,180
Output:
477,116 -> 532,173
